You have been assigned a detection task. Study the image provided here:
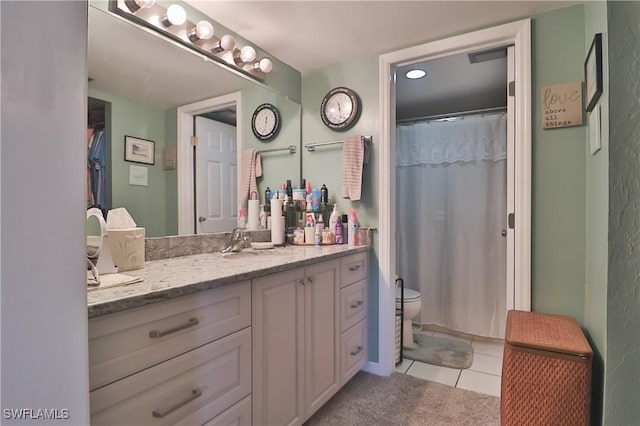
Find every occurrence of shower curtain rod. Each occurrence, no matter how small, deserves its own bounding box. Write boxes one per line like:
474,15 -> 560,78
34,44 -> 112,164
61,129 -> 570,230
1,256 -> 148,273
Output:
396,106 -> 506,124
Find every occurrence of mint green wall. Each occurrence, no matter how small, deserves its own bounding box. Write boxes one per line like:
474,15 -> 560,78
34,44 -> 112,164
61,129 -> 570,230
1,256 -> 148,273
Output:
301,5 -> 588,364
531,6 -> 586,320
302,54 -> 381,360
606,1 -> 640,424
583,2 -> 609,424
242,86 -> 302,204
89,88 -> 168,237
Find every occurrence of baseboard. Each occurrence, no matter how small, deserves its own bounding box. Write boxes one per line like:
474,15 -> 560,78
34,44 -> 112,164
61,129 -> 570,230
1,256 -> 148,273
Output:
362,361 -> 390,376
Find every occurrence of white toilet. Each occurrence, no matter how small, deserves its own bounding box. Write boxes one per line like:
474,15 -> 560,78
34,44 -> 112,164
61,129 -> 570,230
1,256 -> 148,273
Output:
395,287 -> 422,349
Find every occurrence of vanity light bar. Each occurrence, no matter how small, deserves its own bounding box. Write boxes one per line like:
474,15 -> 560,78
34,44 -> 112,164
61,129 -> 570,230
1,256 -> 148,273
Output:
111,0 -> 272,81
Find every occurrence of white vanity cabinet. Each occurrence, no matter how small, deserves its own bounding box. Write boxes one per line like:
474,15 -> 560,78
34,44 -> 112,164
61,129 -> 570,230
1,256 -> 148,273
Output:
88,282 -> 252,426
252,259 -> 341,426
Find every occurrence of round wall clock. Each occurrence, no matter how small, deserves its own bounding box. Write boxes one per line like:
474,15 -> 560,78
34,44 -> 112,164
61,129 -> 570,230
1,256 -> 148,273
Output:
251,103 -> 281,141
320,87 -> 361,131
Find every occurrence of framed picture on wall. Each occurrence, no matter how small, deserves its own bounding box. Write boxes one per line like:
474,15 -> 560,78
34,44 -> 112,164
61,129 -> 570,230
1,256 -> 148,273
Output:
125,135 -> 155,165
584,33 -> 603,112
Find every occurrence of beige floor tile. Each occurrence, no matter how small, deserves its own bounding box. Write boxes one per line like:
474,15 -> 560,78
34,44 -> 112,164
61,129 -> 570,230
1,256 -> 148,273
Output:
472,339 -> 505,358
405,360 -> 461,387
457,369 -> 501,397
469,353 -> 503,376
395,358 -> 414,374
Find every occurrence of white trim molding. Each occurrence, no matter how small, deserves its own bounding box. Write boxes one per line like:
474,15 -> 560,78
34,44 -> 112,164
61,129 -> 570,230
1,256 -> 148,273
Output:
378,19 -> 532,376
176,92 -> 242,235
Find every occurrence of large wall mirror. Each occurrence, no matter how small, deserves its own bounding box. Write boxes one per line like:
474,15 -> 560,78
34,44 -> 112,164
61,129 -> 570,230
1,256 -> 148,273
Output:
87,3 -> 301,237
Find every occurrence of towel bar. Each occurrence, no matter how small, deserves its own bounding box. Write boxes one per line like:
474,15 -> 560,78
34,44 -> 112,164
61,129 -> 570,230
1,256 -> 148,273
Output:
304,135 -> 373,152
257,145 -> 296,154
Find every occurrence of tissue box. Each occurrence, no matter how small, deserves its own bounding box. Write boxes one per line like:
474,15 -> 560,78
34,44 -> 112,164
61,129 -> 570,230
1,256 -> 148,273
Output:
108,228 -> 145,272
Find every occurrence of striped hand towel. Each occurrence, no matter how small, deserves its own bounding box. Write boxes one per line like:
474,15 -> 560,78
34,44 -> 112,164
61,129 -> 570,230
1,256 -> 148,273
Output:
239,149 -> 262,202
342,135 -> 365,201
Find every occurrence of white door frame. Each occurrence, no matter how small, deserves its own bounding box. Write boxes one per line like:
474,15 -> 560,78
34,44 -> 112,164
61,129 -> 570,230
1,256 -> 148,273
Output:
176,92 -> 242,235
376,19 -> 531,376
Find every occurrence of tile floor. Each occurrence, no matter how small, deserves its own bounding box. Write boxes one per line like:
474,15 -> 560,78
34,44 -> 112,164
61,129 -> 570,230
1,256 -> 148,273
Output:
395,329 -> 504,397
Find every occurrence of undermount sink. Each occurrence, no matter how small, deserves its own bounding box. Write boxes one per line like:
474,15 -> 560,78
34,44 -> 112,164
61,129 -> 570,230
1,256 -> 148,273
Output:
220,248 -> 278,260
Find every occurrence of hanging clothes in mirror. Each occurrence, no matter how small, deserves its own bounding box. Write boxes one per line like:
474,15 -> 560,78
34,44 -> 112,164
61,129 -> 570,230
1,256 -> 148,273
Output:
88,121 -> 106,210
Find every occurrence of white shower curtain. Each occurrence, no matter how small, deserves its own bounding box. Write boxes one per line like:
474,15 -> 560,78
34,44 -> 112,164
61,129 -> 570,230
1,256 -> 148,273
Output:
396,113 -> 507,338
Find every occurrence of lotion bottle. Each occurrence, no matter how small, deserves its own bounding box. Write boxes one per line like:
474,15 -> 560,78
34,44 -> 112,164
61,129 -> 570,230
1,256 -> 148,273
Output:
329,204 -> 340,232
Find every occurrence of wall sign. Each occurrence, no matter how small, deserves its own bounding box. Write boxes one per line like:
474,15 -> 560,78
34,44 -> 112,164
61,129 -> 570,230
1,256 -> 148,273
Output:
542,82 -> 583,129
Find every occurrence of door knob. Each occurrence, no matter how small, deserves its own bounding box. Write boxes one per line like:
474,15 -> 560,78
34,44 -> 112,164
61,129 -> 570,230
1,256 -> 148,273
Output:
501,229 -> 507,237
198,217 -> 206,222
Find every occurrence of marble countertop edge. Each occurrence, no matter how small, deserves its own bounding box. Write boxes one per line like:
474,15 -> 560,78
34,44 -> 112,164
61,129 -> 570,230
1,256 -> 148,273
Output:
88,245 -> 369,318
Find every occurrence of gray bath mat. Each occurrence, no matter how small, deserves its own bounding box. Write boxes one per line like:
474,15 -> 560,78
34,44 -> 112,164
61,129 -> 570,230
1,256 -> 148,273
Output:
403,332 -> 473,369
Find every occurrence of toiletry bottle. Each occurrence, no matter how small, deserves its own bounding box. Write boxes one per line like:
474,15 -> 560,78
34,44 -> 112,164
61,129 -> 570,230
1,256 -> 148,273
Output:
286,179 -> 293,202
329,204 -> 340,232
306,194 -> 313,212
320,184 -> 328,210
314,224 -> 321,246
311,188 -> 321,212
259,206 -> 267,229
348,208 -> 359,246
264,187 -> 271,213
341,215 -> 348,244
317,214 -> 325,230
335,216 -> 344,245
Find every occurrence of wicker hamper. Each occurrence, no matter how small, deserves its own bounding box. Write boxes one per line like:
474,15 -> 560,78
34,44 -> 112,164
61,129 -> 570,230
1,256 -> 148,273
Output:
501,310 -> 592,426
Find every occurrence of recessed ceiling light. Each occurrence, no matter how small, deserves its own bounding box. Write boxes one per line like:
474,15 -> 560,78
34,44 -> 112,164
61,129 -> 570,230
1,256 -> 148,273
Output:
405,69 -> 426,79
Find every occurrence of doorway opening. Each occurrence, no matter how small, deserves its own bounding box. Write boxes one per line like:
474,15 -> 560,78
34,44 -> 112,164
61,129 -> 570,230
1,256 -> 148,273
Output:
395,48 -> 509,339
87,97 -> 112,215
176,93 -> 242,235
376,19 -> 532,376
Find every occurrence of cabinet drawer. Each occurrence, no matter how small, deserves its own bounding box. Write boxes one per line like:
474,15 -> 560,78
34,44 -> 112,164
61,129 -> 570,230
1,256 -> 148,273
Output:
200,395 -> 251,426
340,252 -> 367,287
340,319 -> 367,386
340,279 -> 367,332
89,282 -> 251,390
90,328 -> 251,426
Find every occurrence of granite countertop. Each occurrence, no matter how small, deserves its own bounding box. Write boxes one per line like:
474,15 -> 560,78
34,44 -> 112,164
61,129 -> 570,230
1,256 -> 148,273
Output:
88,244 -> 369,318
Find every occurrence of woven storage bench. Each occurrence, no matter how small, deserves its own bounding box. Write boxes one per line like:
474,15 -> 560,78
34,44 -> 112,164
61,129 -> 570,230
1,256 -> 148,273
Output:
501,310 -> 592,426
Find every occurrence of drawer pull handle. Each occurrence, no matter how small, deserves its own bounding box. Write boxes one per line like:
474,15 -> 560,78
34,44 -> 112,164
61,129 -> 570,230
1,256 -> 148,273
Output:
350,300 -> 363,308
152,388 -> 202,418
306,277 -> 315,285
299,279 -> 306,286
348,265 -> 361,272
149,317 -> 199,339
350,346 -> 363,356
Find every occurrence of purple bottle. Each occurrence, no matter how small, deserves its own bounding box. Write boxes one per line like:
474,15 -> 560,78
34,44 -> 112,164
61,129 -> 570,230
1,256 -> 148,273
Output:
335,216 -> 344,245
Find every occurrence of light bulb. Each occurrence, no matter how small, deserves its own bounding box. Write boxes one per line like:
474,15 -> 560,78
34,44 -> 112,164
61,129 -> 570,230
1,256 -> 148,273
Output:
405,69 -> 426,79
258,58 -> 273,73
163,4 -> 186,26
124,0 -> 155,13
239,46 -> 256,63
220,35 -> 236,51
188,20 -> 214,41
211,35 -> 236,54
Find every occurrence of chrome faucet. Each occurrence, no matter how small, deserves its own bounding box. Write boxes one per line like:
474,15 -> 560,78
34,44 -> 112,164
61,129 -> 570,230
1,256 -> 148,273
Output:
220,227 -> 251,253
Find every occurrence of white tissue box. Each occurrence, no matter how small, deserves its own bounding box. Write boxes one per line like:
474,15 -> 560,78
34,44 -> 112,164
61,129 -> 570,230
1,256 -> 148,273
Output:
108,227 -> 145,272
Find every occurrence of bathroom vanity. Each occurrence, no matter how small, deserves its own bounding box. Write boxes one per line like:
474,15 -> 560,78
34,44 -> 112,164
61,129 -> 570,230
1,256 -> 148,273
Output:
87,245 -> 368,425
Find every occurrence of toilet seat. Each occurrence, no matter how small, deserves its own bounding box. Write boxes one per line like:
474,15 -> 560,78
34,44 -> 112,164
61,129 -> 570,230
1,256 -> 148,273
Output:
395,287 -> 420,301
